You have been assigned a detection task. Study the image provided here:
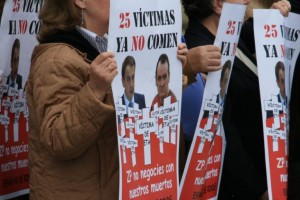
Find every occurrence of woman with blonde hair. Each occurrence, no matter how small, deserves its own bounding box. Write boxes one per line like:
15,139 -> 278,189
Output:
26,0 -> 188,199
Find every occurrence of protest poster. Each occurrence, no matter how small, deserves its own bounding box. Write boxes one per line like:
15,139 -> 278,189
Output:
0,0 -> 41,199
179,3 -> 246,199
108,0 -> 182,199
282,12 -> 300,100
254,10 -> 300,200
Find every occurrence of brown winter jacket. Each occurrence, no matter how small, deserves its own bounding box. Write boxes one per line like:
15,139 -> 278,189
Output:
26,42 -> 119,200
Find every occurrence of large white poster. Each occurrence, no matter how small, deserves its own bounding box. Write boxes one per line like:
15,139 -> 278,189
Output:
108,0 -> 182,199
0,0 -> 41,199
180,3 -> 246,200
254,10 -> 300,200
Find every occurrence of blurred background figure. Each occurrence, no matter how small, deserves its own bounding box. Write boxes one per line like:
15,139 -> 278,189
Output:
288,2 -> 300,200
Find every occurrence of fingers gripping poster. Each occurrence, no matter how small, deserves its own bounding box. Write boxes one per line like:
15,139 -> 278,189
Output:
180,3 -> 246,200
254,10 -> 300,200
0,0 -> 41,199
108,0 -> 182,199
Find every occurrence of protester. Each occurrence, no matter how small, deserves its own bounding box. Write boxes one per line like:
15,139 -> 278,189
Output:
288,53 -> 300,200
181,0 -> 290,199
290,0 -> 300,14
26,0 -> 188,199
288,1 -> 300,200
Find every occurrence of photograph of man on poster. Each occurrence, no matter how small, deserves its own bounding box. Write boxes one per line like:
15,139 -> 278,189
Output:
200,60 -> 231,133
275,61 -> 286,107
2,38 -> 23,97
266,61 -> 286,130
121,55 -> 146,113
218,60 -> 231,109
151,53 -> 177,111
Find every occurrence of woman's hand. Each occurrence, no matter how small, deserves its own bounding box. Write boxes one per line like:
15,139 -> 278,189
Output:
89,51 -> 118,101
272,0 -> 291,17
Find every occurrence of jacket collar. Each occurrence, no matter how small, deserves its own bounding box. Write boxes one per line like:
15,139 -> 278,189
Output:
42,29 -> 99,61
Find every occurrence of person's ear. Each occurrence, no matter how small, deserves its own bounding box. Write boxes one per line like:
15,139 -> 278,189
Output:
212,0 -> 224,16
74,0 -> 86,9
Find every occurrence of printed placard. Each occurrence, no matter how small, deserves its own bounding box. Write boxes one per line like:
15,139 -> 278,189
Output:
108,0 -> 182,199
0,0 -> 40,198
254,10 -> 300,200
180,3 -> 246,200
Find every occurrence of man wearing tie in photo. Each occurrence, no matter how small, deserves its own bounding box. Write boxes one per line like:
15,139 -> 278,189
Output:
266,61 -> 287,130
121,55 -> 146,113
3,38 -> 23,97
199,60 -> 231,133
275,61 -> 286,107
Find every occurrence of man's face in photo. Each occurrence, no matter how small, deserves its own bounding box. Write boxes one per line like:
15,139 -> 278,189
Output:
220,67 -> 230,99
11,46 -> 20,78
156,62 -> 170,99
277,68 -> 285,97
122,65 -> 135,101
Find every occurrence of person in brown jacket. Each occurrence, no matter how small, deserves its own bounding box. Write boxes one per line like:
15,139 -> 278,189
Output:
25,0 -> 193,199
26,0 -> 119,199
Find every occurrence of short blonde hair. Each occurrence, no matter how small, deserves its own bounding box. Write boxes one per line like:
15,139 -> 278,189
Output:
37,0 -> 81,43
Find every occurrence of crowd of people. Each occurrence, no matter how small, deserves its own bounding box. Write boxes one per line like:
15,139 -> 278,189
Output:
0,0 -> 299,199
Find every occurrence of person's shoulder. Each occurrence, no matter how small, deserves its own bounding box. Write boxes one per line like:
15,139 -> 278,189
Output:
54,44 -> 86,62
30,43 -> 88,77
32,43 -> 85,64
121,94 -> 125,101
170,90 -> 177,98
151,94 -> 159,103
134,92 -> 145,98
38,43 -> 86,64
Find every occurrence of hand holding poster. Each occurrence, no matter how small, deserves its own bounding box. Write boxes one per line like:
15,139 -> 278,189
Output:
0,0 -> 40,199
180,3 -> 246,200
108,0 -> 182,199
254,10 -> 300,200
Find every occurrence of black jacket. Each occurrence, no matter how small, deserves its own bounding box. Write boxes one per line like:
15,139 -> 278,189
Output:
287,2 -> 300,199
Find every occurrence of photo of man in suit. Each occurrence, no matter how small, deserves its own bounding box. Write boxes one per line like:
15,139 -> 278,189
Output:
2,38 -> 23,97
275,61 -> 286,106
121,55 -> 146,111
218,60 -> 231,107
266,61 -> 286,130
199,60 -> 231,133
151,53 -> 177,111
